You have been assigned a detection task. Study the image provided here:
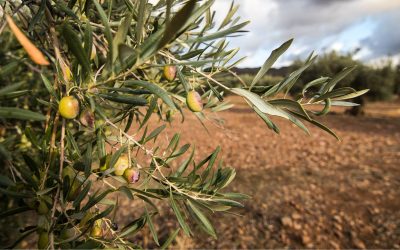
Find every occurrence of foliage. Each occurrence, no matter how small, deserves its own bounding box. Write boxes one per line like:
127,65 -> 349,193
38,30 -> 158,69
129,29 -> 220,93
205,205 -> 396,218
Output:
0,0 -> 366,249
290,52 -> 398,101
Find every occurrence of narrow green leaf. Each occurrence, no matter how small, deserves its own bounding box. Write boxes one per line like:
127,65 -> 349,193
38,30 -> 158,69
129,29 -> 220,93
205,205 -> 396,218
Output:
201,146 -> 220,181
140,97 -> 158,129
55,1 -> 79,20
119,214 -> 147,237
232,88 -> 309,134
302,77 -> 330,97
332,89 -> 369,101
41,74 -> 58,99
218,1 -> 239,30
61,24 -> 91,76
0,90 -> 30,99
160,228 -> 180,250
98,93 -> 148,106
231,88 -> 290,119
91,205 -> 115,221
329,101 -> 359,107
143,125 -> 166,144
0,206 -> 31,219
118,186 -> 134,200
0,174 -> 15,187
136,0 -> 147,43
83,23 -> 93,61
113,13 -> 133,62
253,106 -> 279,133
166,133 -> 180,153
0,61 -> 20,78
0,187 -> 33,198
28,0 -> 46,32
175,147 -> 195,177
66,129 -> 82,157
321,66 -> 357,94
0,81 -> 23,95
36,186 -> 57,195
146,208 -> 160,246
93,0 -> 113,69
223,192 -> 251,200
313,98 -> 331,116
157,0 -> 197,49
84,143 -> 92,178
73,181 -> 92,208
190,21 -> 250,44
265,55 -> 317,96
125,80 -> 176,109
169,192 -> 191,236
82,189 -> 114,211
269,99 -> 311,120
313,87 -> 357,102
97,129 -> 106,159
0,107 -> 46,121
5,227 -> 36,249
187,200 -> 216,238
290,111 -> 340,140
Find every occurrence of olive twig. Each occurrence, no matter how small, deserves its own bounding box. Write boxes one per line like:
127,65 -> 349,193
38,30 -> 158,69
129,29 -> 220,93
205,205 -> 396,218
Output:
105,119 -> 216,202
159,51 -> 231,92
49,118 -> 66,250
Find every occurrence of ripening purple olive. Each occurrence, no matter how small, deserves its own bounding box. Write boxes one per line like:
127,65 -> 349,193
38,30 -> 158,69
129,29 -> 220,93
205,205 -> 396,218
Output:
186,91 -> 203,112
79,108 -> 95,128
123,168 -> 140,184
163,65 -> 177,82
111,222 -> 118,231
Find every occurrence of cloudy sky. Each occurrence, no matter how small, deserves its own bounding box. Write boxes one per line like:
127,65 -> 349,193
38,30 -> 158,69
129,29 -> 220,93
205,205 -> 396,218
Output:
211,0 -> 400,67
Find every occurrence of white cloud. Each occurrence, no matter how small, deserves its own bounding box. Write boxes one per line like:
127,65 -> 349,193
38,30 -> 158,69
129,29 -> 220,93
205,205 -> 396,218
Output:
148,0 -> 400,67
211,0 -> 400,67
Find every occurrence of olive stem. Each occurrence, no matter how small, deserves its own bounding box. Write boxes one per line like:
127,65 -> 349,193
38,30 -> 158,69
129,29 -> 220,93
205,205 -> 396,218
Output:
159,51 -> 231,91
49,118 -> 65,250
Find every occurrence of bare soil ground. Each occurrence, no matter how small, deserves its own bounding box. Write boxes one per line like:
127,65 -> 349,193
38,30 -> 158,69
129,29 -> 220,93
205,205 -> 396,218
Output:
4,98 -> 400,249
140,97 -> 400,249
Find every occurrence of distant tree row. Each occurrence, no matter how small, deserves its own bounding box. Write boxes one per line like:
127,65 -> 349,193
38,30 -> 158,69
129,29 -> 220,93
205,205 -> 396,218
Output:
230,52 -> 400,102
291,52 -> 400,102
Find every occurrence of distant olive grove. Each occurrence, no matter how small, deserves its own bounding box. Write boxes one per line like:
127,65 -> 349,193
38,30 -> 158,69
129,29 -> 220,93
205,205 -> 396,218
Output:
228,52 -> 400,102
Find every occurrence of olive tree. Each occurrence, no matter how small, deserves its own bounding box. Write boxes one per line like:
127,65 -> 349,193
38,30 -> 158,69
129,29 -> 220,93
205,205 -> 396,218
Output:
0,0 -> 367,248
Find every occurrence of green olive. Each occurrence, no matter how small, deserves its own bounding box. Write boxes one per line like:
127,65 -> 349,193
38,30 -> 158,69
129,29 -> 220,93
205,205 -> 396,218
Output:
37,232 -> 49,249
37,200 -> 49,215
62,166 -> 82,201
90,44 -> 97,61
186,91 -> 203,112
99,154 -> 111,171
114,155 -> 129,176
90,220 -> 103,238
59,96 -> 79,119
79,211 -> 94,228
60,227 -> 77,240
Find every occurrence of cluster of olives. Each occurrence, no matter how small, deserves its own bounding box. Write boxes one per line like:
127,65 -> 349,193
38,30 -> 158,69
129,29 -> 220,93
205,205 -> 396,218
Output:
42,66 -> 203,247
100,154 -> 140,183
37,212 -> 105,249
57,66 -> 203,122
163,65 -> 203,112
